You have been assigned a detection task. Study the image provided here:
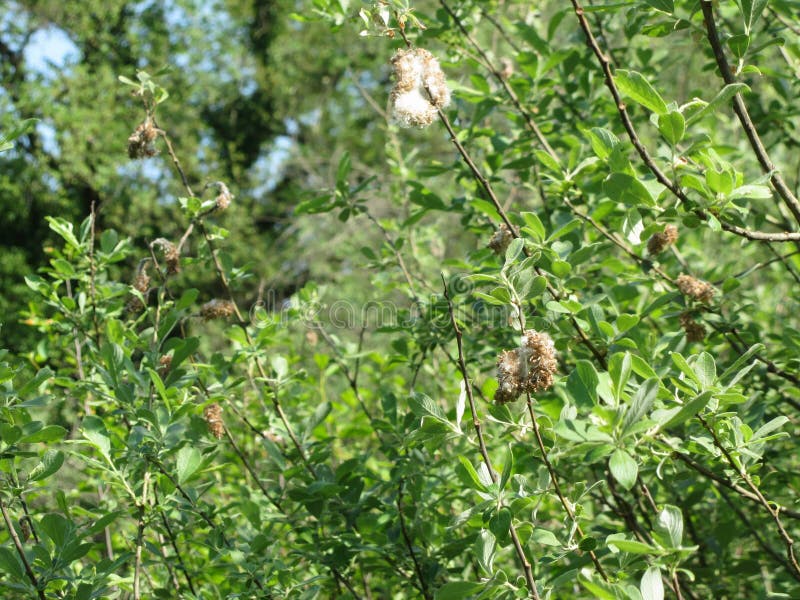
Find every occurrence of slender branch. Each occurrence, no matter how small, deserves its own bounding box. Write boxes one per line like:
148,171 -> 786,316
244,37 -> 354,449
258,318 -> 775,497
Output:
700,1 -> 800,226
397,480 -> 432,600
570,0 -> 800,242
156,500 -> 197,596
525,393 -> 609,580
717,482 -> 794,575
438,0 -> 557,161
133,470 -> 151,600
0,497 -> 46,600
443,277 -> 541,600
697,415 -> 800,581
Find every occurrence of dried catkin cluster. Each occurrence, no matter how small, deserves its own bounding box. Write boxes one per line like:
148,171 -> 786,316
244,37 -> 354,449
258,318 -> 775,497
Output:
152,238 -> 181,274
647,224 -> 678,255
200,299 -> 236,321
679,312 -> 706,342
127,267 -> 151,311
203,403 -> 225,439
127,118 -> 158,159
676,274 -> 715,303
494,330 -> 558,404
488,225 -> 514,255
215,182 -> 233,211
390,48 -> 451,128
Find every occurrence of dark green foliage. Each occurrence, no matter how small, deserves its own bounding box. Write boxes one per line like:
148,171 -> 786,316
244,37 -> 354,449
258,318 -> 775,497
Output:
1,0 -> 800,598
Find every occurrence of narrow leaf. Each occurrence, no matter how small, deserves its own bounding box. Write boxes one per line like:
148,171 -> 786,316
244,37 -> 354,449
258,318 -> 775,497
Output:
615,69 -> 668,114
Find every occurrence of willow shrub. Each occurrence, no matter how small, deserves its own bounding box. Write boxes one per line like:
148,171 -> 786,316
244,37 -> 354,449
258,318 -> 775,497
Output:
2,1 -> 800,598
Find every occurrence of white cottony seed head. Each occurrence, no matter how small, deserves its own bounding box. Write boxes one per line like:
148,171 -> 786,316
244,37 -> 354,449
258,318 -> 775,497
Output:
390,48 -> 451,128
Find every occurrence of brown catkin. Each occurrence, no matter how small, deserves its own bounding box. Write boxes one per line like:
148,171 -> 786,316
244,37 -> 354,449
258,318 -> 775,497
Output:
488,225 -> 514,255
157,354 -> 172,376
203,403 -> 225,439
676,274 -> 715,303
199,299 -> 236,321
494,330 -> 558,404
152,238 -> 180,274
127,267 -> 150,311
647,224 -> 678,255
679,312 -> 706,342
127,118 -> 158,159
18,517 -> 31,543
215,182 -> 232,211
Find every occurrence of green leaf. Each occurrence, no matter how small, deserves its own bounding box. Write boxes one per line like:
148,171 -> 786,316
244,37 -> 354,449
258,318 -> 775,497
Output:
567,360 -> 599,406
643,0 -> 673,12
584,127 -> 620,160
657,110 -> 685,145
532,528 -> 561,546
0,547 -> 24,581
610,352 -> 632,401
640,566 -> 664,600
499,445 -> 514,490
504,237 -> 525,266
685,83 -> 750,126
475,529 -> 496,574
692,353 -> 717,388
40,513 -> 71,547
19,425 -> 66,444
615,70 -> 668,114
29,450 -> 65,482
608,538 -> 658,554
739,0 -> 767,33
82,416 -> 111,462
671,352 -> 701,386
727,33 -> 750,58
609,449 -> 638,491
489,507 -> 512,540
435,582 -> 484,599
46,217 -> 82,250
653,504 -> 683,548
457,456 -> 489,492
521,211 -> 546,242
660,390 -> 713,429
604,173 -> 655,207
622,378 -> 659,437
535,149 -> 562,174
176,446 -> 203,485
719,343 -> 764,384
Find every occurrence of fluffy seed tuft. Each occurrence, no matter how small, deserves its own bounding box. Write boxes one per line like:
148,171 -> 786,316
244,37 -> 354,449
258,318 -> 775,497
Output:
390,48 -> 451,128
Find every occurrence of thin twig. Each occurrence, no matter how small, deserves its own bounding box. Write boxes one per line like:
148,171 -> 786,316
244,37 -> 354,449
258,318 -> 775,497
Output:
397,480 -> 432,600
697,415 -> 800,581
522,392 -> 609,584
570,0 -> 800,242
0,497 -> 46,600
443,276 -> 541,600
700,1 -> 800,227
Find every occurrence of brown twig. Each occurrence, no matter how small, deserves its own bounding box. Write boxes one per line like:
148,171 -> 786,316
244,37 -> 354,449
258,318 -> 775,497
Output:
397,480 -> 432,600
697,415 -> 800,581
700,1 -> 800,227
443,276 -> 541,599
0,497 -> 46,600
570,0 -> 800,242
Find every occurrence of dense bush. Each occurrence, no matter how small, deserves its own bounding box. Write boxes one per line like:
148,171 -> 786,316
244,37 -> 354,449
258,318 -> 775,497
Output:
2,1 -> 800,598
